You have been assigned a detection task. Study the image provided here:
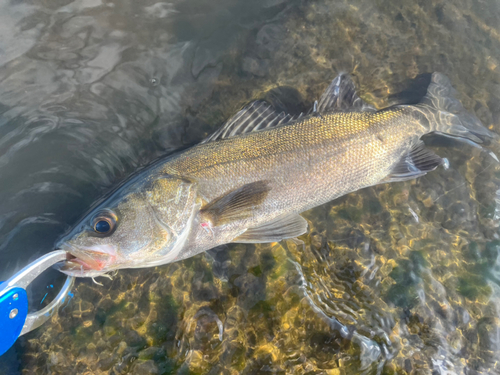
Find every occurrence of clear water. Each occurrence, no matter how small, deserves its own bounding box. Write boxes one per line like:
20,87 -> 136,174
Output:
1,0 -> 500,374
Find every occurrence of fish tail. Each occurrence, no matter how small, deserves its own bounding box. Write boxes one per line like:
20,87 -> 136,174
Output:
419,72 -> 498,145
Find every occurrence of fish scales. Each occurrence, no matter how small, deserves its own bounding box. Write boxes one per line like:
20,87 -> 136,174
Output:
162,108 -> 423,256
56,73 -> 497,277
165,109 -> 417,210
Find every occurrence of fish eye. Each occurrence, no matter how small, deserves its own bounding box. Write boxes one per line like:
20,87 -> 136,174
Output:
94,219 -> 111,233
91,210 -> 117,235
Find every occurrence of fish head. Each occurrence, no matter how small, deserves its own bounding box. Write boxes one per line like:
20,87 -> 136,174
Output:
57,175 -> 199,277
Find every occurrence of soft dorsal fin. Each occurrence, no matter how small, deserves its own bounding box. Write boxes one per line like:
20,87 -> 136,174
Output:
384,141 -> 444,183
202,100 -> 302,143
316,73 -> 376,113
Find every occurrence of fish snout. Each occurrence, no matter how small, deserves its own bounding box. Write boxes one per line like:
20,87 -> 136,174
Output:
58,244 -> 118,275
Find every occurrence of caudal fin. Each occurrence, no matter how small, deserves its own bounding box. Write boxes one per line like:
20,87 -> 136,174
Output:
420,72 -> 498,145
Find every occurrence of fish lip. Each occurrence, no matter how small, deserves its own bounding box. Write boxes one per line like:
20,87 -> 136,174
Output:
56,263 -> 110,278
57,242 -> 119,275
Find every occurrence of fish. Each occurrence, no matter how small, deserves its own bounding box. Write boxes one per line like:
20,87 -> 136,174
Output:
57,72 -> 498,278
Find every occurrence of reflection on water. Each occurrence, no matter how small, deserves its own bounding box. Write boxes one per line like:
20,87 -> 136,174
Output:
0,0 -> 500,373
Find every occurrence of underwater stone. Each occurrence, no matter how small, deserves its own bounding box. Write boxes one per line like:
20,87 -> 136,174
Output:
233,273 -> 266,310
138,346 -> 165,360
192,46 -> 218,78
132,360 -> 160,375
477,317 -> 500,360
254,24 -> 287,59
98,353 -> 116,371
241,57 -> 270,77
123,329 -> 147,347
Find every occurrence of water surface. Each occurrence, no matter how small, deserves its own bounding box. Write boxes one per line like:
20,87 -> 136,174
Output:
1,0 -> 500,374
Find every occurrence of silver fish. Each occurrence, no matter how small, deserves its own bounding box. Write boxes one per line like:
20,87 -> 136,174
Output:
57,73 -> 497,277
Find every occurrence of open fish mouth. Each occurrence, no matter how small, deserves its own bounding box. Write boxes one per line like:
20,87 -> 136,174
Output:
55,244 -> 119,277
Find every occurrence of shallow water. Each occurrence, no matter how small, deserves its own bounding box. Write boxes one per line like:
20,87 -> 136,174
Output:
1,0 -> 500,373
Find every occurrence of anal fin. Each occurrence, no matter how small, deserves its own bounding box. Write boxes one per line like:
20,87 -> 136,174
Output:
232,213 -> 308,243
385,141 -> 444,183
200,181 -> 270,226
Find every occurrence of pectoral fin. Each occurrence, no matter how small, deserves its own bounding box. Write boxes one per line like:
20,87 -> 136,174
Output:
384,141 -> 444,183
200,181 -> 270,226
232,213 -> 308,243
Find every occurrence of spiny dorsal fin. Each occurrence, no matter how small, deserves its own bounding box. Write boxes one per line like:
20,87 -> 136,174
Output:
200,181 -> 270,226
202,100 -> 302,143
232,213 -> 308,243
384,141 -> 444,183
317,73 -> 376,113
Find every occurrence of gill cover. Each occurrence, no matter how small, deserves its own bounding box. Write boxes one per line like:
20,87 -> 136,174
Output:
136,175 -> 200,268
140,175 -> 199,266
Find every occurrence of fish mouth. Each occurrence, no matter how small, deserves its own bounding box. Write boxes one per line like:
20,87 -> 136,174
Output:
56,243 -> 119,277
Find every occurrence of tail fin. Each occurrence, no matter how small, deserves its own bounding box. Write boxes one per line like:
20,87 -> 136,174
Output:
420,72 -> 498,145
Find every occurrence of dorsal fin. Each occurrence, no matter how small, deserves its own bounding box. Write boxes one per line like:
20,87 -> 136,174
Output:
202,100 -> 302,143
202,74 -> 373,143
317,73 -> 376,113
